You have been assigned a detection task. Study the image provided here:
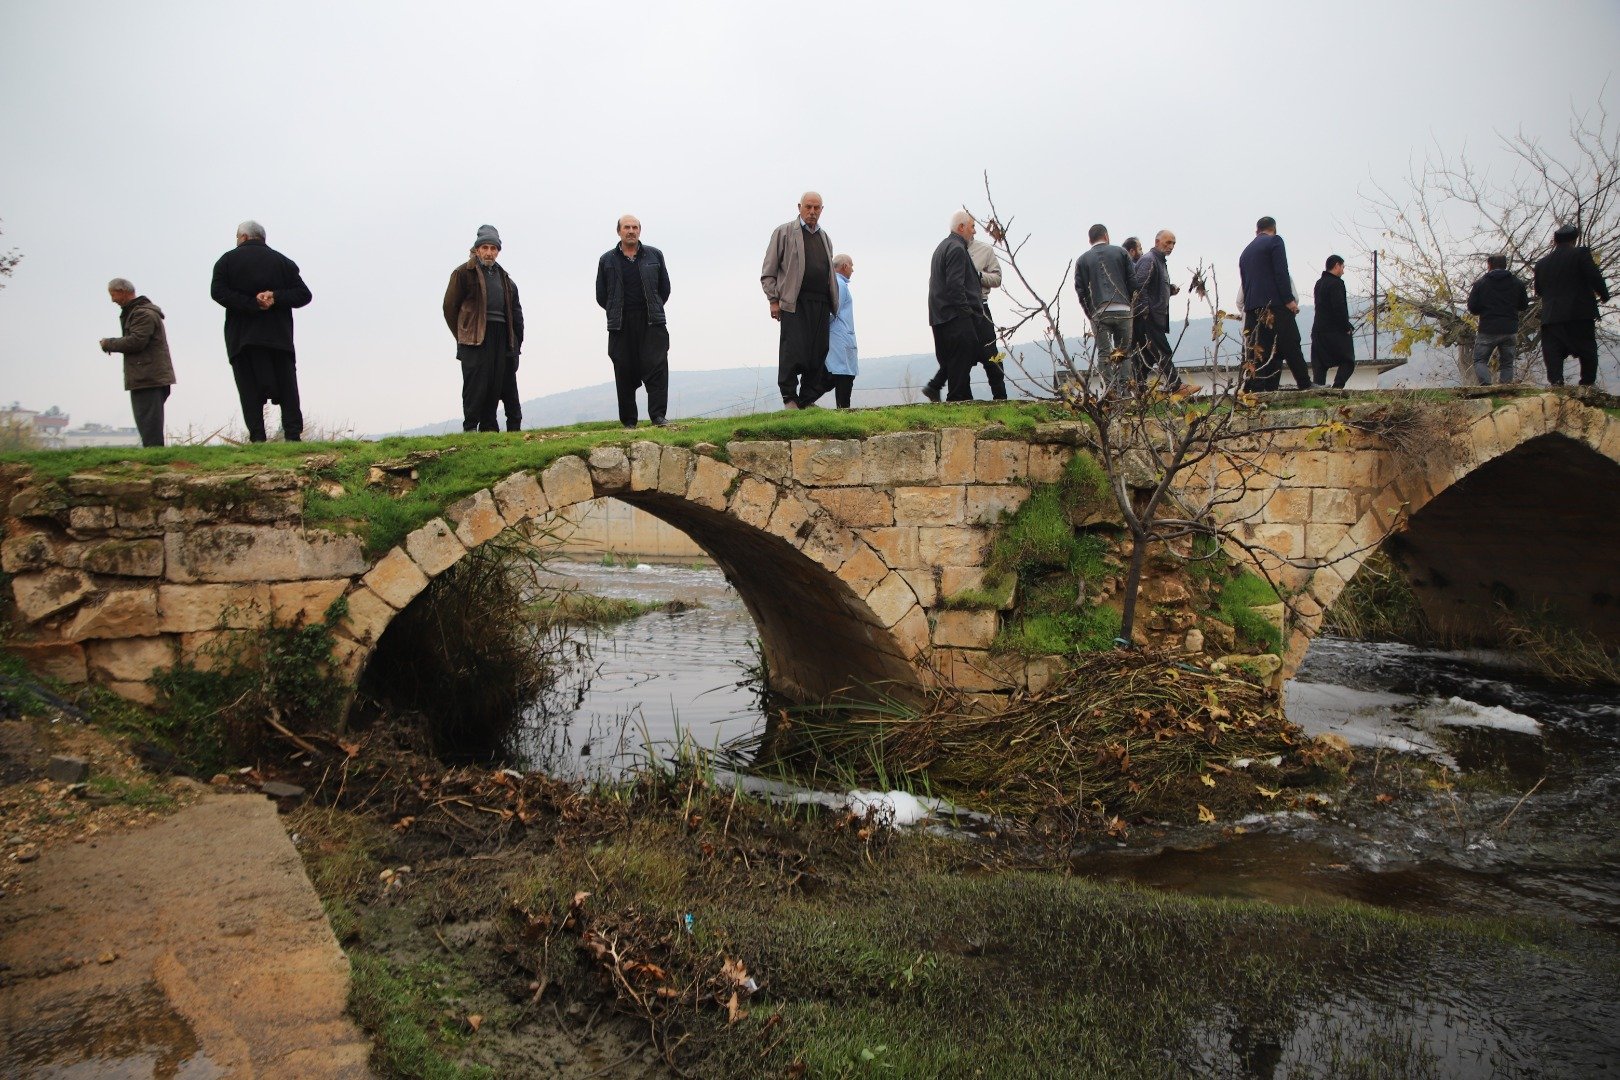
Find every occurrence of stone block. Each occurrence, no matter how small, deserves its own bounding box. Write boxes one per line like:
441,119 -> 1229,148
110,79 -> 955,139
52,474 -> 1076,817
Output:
1248,522 -> 1304,561
403,519 -> 466,577
67,474 -> 154,499
239,494 -> 303,522
9,485 -> 69,521
800,519 -> 856,572
791,439 -> 864,485
1028,444 -> 1073,484
889,605 -> 932,659
9,641 -> 87,684
492,471 -> 548,524
74,538 -> 163,578
329,636 -> 370,682
898,568 -> 938,607
157,583 -> 272,633
727,440 -> 790,481
965,485 -> 1029,525
1283,451 -> 1332,488
65,587 -> 160,640
1327,452 -> 1387,490
687,455 -> 737,510
11,568 -> 94,622
863,572 -> 918,628
68,505 -> 117,533
105,681 -> 157,706
1025,655 -> 1066,695
338,586 -> 396,646
269,580 -> 349,626
937,648 -> 1019,692
764,496 -> 813,547
859,526 -> 919,569
806,487 -> 894,528
919,526 -> 990,566
85,635 -> 176,682
658,446 -> 696,496
933,609 -> 998,649
587,446 -> 631,492
178,629 -> 234,670
975,441 -> 1028,483
728,476 -> 777,529
446,489 -> 506,549
861,432 -> 938,485
836,543 -> 890,596
1260,486 -> 1312,523
46,755 -> 90,784
629,441 -> 663,491
164,526 -> 366,583
1304,522 -> 1347,560
362,548 -> 430,609
939,429 -> 977,483
540,455 -> 595,509
1310,487 -> 1360,525
2,531 -> 57,573
894,487 -> 964,526
939,566 -> 986,597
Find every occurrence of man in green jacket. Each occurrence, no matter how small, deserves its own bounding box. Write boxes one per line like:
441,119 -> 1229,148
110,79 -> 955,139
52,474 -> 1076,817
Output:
99,278 -> 177,447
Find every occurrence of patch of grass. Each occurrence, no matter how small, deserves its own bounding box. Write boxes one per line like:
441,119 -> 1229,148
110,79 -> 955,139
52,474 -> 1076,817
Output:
1217,571 -> 1282,653
1321,548 -> 1431,643
994,606 -> 1121,657
529,591 -> 680,629
348,953 -> 495,1080
85,774 -> 176,810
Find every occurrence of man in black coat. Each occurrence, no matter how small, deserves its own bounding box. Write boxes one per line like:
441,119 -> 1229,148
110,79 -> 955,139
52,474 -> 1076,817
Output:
1533,224 -> 1611,386
210,221 -> 313,442
596,214 -> 672,428
1465,254 -> 1529,384
928,211 -> 984,401
1310,255 -> 1355,388
1238,216 -> 1311,392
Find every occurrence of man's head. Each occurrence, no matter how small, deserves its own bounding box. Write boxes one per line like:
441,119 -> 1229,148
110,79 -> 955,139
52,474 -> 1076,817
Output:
1325,254 -> 1345,277
236,220 -> 265,246
833,253 -> 854,279
107,278 -> 136,305
1256,216 -> 1277,234
950,209 -> 976,240
473,224 -> 502,266
1554,223 -> 1581,245
1088,223 -> 1109,245
1487,253 -> 1508,271
618,215 -> 642,249
1154,229 -> 1176,255
1123,237 -> 1142,259
799,191 -> 824,228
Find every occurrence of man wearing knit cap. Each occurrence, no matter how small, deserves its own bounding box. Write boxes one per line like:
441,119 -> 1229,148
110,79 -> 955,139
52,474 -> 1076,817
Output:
443,225 -> 526,431
1533,223 -> 1611,386
210,220 -> 312,441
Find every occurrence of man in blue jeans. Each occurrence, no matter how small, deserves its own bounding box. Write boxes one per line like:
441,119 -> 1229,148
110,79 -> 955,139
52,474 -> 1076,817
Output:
1465,254 -> 1529,384
1074,224 -> 1138,394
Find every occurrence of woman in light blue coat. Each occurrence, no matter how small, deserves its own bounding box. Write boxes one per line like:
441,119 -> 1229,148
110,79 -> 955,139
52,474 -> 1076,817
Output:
824,254 -> 859,408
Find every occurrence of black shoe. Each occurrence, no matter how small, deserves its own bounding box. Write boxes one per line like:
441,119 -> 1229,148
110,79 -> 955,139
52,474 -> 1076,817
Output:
652,418 -> 667,427
922,384 -> 941,402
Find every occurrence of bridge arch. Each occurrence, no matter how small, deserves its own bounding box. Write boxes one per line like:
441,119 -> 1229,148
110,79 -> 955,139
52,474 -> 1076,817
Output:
334,441 -> 933,706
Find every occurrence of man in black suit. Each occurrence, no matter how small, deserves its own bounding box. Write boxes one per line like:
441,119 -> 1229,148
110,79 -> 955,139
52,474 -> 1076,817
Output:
210,220 -> 313,441
1533,223 -> 1611,386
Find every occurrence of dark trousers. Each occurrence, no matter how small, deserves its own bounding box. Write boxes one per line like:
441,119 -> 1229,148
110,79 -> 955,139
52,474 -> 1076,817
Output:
927,303 -> 1006,399
1541,320 -> 1599,386
931,316 -> 978,401
130,386 -> 169,448
1244,305 -> 1311,391
827,373 -> 856,409
1311,332 -> 1356,389
778,296 -> 831,406
461,319 -> 510,432
231,346 -> 302,442
1132,314 -> 1181,389
608,309 -> 670,426
501,362 -> 522,431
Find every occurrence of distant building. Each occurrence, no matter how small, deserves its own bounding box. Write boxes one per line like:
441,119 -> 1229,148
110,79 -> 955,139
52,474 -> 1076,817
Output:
0,405 -> 70,448
60,422 -> 142,449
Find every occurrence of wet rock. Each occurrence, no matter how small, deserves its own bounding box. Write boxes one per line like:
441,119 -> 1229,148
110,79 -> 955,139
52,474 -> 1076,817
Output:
260,781 -> 305,802
46,755 -> 89,784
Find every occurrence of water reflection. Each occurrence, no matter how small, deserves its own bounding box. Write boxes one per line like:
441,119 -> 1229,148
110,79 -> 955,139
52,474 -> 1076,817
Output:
0,982 -> 223,1079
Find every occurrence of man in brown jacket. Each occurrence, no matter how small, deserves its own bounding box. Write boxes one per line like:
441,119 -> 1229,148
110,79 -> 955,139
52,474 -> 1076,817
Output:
760,192 -> 839,409
99,278 -> 177,447
443,225 -> 525,432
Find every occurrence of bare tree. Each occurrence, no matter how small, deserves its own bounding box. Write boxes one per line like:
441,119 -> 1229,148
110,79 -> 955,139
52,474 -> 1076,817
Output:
976,176 -> 1385,647
1357,101 -> 1620,384
0,219 -> 20,290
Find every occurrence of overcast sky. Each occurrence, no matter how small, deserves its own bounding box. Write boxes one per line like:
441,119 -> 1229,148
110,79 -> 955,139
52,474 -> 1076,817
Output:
2,0 -> 1616,436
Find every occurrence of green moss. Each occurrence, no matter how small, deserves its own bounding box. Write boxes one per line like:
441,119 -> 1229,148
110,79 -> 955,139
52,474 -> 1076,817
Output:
348,954 -> 494,1080
85,774 -> 177,810
995,606 -> 1121,656
1217,571 -> 1282,653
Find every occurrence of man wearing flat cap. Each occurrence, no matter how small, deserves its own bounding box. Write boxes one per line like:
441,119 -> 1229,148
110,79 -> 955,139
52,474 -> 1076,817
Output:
1533,223 -> 1611,386
444,225 -> 525,431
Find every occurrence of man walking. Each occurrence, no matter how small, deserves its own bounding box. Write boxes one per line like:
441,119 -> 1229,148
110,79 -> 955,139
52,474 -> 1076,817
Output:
928,211 -> 984,402
761,191 -> 838,409
1311,255 -> 1356,388
825,255 -> 859,408
1466,254 -> 1529,385
210,221 -> 312,441
1074,224 -> 1138,393
1533,224 -> 1611,386
596,214 -> 671,427
925,219 -> 1006,402
443,225 -> 525,432
98,278 -> 176,447
1132,229 -> 1184,392
1238,216 -> 1311,392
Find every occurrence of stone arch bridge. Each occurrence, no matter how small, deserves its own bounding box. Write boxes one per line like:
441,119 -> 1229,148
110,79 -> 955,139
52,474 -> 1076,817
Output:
4,393 -> 1617,712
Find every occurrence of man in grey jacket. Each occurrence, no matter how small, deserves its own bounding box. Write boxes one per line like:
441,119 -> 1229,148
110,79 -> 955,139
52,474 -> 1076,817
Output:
761,192 -> 839,409
1075,224 -> 1138,392
99,278 -> 177,447
1132,230 -> 1183,392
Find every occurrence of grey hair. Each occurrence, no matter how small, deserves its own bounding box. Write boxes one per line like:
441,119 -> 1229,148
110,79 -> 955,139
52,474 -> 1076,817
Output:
236,220 -> 266,240
107,277 -> 136,293
832,253 -> 853,271
949,209 -> 974,230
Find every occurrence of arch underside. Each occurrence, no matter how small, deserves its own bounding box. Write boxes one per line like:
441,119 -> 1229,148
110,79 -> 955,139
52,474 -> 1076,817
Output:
1387,433 -> 1620,647
615,492 -> 924,706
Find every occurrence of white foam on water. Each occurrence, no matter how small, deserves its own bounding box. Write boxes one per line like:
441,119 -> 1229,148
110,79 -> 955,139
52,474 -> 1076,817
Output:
1426,696 -> 1543,735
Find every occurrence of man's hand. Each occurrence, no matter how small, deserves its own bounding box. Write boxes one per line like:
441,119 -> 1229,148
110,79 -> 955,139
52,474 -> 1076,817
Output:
769,299 -> 781,321
1286,300 -> 1300,314
256,290 -> 276,310
98,338 -> 112,353
1169,284 -> 1181,296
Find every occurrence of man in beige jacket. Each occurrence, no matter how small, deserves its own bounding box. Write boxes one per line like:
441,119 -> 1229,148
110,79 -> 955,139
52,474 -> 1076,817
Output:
760,191 -> 839,408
